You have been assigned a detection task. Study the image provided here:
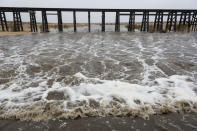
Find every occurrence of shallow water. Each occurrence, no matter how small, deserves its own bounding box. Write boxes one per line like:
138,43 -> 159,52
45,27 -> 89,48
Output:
1,113 -> 197,131
0,26 -> 197,121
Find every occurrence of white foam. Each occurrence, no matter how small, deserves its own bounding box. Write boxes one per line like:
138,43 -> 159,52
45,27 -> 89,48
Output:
61,73 -> 197,109
1,72 -> 196,111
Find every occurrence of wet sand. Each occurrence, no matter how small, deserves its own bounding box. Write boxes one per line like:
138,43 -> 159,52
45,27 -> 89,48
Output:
0,113 -> 197,131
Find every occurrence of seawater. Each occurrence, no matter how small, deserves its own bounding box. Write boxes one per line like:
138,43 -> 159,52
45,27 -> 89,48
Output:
0,27 -> 197,121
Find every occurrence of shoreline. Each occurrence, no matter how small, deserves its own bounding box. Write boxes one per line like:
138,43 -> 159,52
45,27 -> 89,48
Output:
0,32 -> 33,36
0,113 -> 197,131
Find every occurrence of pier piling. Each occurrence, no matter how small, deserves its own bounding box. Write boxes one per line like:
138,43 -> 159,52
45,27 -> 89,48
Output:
187,12 -> 191,32
0,11 -> 8,31
191,12 -> 197,31
179,11 -> 191,32
88,11 -> 91,32
41,10 -> 49,32
115,11 -> 120,32
13,11 -> 23,32
166,11 -> 177,32
29,11 -> 38,32
128,11 -> 135,32
141,11 -> 149,32
57,10 -> 63,32
102,11 -> 105,32
73,11 -> 77,32
154,11 -> 163,32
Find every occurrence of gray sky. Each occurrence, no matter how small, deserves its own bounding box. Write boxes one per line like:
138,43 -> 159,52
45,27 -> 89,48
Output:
1,0 -> 197,23
1,0 -> 197,9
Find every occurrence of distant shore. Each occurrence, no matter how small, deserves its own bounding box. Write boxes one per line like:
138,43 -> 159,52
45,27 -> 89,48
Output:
0,32 -> 33,36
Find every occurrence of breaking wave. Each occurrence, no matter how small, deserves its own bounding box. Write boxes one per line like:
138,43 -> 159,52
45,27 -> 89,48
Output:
0,72 -> 197,121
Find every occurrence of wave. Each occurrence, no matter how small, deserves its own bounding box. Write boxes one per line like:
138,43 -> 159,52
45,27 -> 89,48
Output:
0,72 -> 197,121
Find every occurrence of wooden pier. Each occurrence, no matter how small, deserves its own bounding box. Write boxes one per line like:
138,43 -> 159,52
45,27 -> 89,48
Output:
0,7 -> 197,32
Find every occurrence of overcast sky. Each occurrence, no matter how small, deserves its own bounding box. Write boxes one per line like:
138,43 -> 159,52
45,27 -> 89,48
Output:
1,0 -> 197,23
1,0 -> 197,9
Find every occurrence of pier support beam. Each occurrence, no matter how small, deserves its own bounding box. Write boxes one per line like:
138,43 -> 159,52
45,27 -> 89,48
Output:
178,11 -> 191,32
73,11 -> 77,32
102,11 -> 105,32
41,10 -> 49,32
141,11 -> 149,32
115,11 -> 120,32
88,11 -> 91,32
57,10 -> 63,32
179,12 -> 188,26
13,11 -> 23,32
0,11 -> 8,31
29,11 -> 37,32
128,11 -> 135,32
153,11 -> 163,32
191,12 -> 197,32
166,11 -> 177,32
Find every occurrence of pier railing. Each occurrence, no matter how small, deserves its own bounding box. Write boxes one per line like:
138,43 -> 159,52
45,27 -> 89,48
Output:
0,7 -> 197,32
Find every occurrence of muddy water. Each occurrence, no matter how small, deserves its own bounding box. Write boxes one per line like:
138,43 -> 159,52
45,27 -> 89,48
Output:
0,26 -> 197,121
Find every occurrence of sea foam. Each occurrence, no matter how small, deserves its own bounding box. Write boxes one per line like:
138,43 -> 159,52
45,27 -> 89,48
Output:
0,72 -> 197,121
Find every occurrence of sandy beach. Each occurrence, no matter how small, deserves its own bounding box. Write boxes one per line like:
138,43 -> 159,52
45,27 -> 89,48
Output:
0,32 -> 32,37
